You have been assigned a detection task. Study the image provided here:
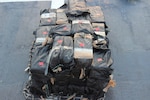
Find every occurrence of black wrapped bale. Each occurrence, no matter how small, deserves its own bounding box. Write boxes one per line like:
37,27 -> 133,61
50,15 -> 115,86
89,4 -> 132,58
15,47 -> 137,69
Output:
86,67 -> 113,100
53,70 -> 71,86
33,26 -> 53,46
48,36 -> 74,72
56,9 -> 68,25
88,6 -> 105,23
33,26 -> 52,38
30,44 -> 51,74
71,66 -> 90,79
29,79 -> 47,96
49,24 -> 72,37
52,70 -> 71,95
40,9 -> 56,26
86,87 -> 105,100
67,13 -> 91,22
87,67 -> 113,92
72,20 -> 94,34
68,85 -> 85,96
92,49 -> 113,67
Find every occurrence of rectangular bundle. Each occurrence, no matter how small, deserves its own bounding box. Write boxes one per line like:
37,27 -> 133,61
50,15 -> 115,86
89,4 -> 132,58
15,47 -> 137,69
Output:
33,26 -> 52,46
30,45 -> 50,74
34,26 -> 51,38
88,6 -> 105,23
92,23 -> 106,37
92,49 -> 113,68
67,0 -> 89,16
50,24 -> 71,37
40,9 -> 56,26
72,20 -> 94,34
56,9 -> 68,25
86,67 -> 113,99
74,33 -> 93,59
92,23 -> 109,50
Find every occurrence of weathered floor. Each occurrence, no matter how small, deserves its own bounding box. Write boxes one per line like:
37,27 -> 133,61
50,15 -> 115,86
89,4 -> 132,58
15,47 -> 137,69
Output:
0,0 -> 150,100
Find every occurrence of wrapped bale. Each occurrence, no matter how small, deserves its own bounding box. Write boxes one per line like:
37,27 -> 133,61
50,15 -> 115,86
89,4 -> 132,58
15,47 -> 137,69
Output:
52,70 -> 71,95
29,74 -> 51,97
53,70 -> 71,86
93,37 -> 109,50
48,36 -> 74,73
33,26 -> 52,38
49,24 -> 72,37
30,44 -> 51,74
92,49 -> 113,67
87,67 -> 113,89
33,26 -> 53,46
72,20 -> 94,34
29,78 -> 47,96
92,23 -> 109,50
74,33 -> 93,59
56,9 -> 68,24
86,67 -> 113,100
88,6 -> 105,23
68,65 -> 88,95
86,88 -> 105,100
40,9 -> 56,26
67,13 -> 91,22
67,0 -> 89,16
92,23 -> 106,37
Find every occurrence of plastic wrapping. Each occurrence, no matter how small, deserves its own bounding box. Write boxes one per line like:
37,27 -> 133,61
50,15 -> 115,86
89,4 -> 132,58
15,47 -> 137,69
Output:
49,24 -> 72,37
92,49 -> 113,67
86,67 -> 113,100
34,26 -> 52,38
30,45 -> 51,74
40,9 -> 56,26
72,20 -> 94,34
48,36 -> 74,72
92,23 -> 106,37
56,9 -> 68,24
93,37 -> 109,50
67,0 -> 89,16
88,6 -> 105,23
29,79 -> 47,96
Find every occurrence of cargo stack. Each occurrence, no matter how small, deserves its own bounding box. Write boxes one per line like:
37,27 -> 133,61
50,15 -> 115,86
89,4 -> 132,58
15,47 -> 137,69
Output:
23,0 -> 115,100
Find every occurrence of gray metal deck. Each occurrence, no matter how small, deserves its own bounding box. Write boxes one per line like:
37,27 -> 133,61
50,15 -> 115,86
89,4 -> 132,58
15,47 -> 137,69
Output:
0,0 -> 150,100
